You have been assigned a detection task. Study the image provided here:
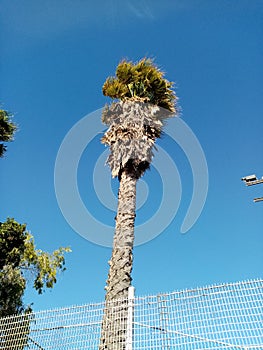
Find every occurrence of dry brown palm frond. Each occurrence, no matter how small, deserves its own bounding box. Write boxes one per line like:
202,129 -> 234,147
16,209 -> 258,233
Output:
101,100 -> 173,178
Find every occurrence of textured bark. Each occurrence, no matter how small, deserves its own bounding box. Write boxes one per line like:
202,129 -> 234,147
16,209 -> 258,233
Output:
106,170 -> 136,300
99,169 -> 136,350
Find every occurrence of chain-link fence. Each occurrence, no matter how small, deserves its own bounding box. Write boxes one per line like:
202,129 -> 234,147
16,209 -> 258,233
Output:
0,279 -> 262,349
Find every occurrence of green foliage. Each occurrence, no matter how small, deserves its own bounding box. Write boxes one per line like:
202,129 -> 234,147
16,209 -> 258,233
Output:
23,234 -> 71,294
0,265 -> 26,317
102,58 -> 177,112
0,218 -> 71,317
0,110 -> 16,157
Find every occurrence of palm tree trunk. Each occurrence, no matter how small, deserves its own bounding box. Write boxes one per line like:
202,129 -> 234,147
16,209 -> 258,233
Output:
100,168 -> 137,350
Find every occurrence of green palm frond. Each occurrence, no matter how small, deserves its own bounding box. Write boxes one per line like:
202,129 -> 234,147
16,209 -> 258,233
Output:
102,58 -> 178,113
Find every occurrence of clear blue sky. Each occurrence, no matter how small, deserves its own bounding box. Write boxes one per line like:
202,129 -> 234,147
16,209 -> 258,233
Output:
1,0 -> 262,311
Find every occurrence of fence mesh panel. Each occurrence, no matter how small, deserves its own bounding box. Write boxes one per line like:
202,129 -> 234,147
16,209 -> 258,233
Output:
0,279 -> 262,349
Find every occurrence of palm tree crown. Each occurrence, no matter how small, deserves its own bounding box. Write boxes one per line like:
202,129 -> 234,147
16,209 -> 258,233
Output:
101,58 -> 178,179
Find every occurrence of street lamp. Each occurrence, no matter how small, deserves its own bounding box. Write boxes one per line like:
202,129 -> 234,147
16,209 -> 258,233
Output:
241,174 -> 263,202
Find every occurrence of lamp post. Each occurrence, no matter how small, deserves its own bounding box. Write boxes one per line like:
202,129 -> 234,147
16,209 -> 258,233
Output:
241,174 -> 263,202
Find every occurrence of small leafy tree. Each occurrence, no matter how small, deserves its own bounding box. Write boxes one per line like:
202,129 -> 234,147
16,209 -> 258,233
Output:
0,218 -> 71,317
0,218 -> 71,349
0,110 -> 16,157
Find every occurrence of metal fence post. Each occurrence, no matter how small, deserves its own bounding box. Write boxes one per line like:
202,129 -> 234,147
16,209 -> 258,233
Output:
126,286 -> 135,350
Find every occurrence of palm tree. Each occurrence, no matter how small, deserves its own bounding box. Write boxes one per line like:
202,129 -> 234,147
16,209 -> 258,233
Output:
100,58 -> 178,349
0,109 -> 16,157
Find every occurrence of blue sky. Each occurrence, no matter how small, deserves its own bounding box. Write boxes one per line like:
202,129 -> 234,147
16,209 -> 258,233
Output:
1,0 -> 262,311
